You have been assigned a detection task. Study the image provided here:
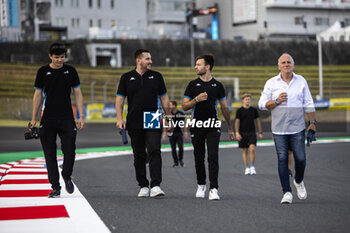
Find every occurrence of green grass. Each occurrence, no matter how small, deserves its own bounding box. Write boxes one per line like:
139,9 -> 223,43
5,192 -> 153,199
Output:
1,63 -> 350,104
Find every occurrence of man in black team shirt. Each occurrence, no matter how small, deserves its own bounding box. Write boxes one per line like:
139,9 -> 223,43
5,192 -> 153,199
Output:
116,49 -> 170,198
235,93 -> 262,175
30,42 -> 85,198
182,54 -> 234,200
162,101 -> 188,167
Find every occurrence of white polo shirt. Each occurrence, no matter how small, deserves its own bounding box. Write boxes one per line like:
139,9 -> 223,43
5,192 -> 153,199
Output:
258,72 -> 315,135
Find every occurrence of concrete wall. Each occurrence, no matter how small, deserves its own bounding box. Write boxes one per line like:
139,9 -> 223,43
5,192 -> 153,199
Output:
0,39 -> 349,66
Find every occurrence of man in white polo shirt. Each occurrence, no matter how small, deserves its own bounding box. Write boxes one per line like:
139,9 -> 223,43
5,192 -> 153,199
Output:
258,53 -> 316,204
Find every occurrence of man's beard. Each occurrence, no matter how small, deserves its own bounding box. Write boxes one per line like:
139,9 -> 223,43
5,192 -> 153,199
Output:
196,70 -> 206,76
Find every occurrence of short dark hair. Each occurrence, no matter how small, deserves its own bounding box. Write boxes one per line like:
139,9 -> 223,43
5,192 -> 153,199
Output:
170,100 -> 177,106
49,42 -> 67,55
134,49 -> 150,60
195,54 -> 214,70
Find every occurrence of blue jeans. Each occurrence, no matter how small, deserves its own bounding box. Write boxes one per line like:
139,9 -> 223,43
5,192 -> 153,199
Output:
273,130 -> 306,193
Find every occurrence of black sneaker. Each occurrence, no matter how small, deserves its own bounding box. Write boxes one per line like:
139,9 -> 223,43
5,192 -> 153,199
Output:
179,161 -> 184,167
48,189 -> 61,198
63,178 -> 75,194
172,163 -> 179,168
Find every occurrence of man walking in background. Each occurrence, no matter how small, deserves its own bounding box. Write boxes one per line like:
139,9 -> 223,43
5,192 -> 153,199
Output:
30,42 -> 85,198
182,54 -> 234,200
258,53 -> 316,204
116,49 -> 170,198
162,100 -> 188,167
235,93 -> 262,175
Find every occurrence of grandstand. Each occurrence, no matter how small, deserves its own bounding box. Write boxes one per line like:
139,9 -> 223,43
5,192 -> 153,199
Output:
1,63 -> 350,119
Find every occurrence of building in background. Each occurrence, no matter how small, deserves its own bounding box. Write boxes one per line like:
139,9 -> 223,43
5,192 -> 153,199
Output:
2,0 -> 350,42
195,0 -> 350,41
147,0 -> 192,39
1,0 -> 148,41
1,0 -> 192,41
0,0 -> 21,41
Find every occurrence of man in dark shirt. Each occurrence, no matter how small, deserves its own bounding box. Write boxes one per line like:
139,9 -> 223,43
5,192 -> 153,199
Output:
30,42 -> 85,198
182,54 -> 234,200
235,93 -> 262,175
162,101 -> 188,167
116,49 -> 170,198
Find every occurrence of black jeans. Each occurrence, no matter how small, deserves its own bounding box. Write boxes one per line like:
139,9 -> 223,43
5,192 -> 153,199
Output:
128,129 -> 162,188
168,131 -> 184,164
191,129 -> 221,189
39,119 -> 77,190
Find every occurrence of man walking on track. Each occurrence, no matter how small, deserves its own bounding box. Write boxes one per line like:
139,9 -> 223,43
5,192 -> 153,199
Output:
258,53 -> 316,204
182,54 -> 234,200
235,93 -> 262,175
116,49 -> 170,198
30,42 -> 85,198
162,101 -> 188,167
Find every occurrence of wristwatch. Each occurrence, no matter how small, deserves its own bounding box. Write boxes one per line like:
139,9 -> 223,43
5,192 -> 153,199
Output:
308,120 -> 317,125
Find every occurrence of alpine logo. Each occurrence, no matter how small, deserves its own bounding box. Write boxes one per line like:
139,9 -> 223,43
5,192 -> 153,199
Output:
46,72 -> 52,76
149,76 -> 154,79
196,83 -> 201,86
212,83 -> 217,87
130,77 -> 135,81
64,70 -> 69,74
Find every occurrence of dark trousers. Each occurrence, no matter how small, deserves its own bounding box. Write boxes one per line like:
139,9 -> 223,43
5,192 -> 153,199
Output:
273,130 -> 306,193
39,119 -> 77,190
191,129 -> 221,189
168,131 -> 184,164
128,129 -> 162,188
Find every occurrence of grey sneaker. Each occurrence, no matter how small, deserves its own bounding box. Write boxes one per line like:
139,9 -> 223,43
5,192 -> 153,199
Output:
48,189 -> 61,198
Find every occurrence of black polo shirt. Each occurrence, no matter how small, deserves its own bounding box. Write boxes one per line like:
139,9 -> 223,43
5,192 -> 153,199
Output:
34,64 -> 80,120
117,69 -> 167,130
184,77 -> 226,126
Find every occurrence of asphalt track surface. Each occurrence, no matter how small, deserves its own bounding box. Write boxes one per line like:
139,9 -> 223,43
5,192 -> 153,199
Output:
0,121 -> 348,152
1,124 -> 350,233
72,142 -> 350,233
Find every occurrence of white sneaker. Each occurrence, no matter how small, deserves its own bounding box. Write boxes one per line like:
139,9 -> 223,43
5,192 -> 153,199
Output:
209,188 -> 220,200
293,180 -> 307,200
150,186 -> 165,197
281,192 -> 293,204
195,185 -> 206,198
245,167 -> 250,175
138,187 -> 150,198
250,166 -> 256,175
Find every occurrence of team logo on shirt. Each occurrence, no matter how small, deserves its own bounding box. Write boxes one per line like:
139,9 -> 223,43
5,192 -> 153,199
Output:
143,109 -> 161,129
148,76 -> 154,79
212,84 -> 217,87
64,70 -> 69,74
196,83 -> 201,86
130,77 -> 135,81
46,72 -> 52,76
